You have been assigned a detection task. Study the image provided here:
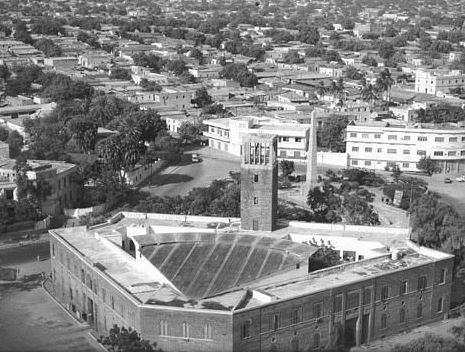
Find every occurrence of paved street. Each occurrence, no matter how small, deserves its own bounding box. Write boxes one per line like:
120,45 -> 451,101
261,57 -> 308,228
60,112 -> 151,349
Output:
139,147 -> 241,197
0,243 -> 100,352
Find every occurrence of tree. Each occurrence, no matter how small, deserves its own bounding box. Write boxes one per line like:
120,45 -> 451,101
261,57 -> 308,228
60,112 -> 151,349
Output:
191,87 -> 213,108
110,68 -> 132,80
343,194 -> 380,226
391,333 -> 464,352
342,19 -> 355,30
378,41 -> 395,59
375,68 -> 395,105
317,115 -> 348,152
178,121 -> 204,143
305,238 -> 341,270
298,26 -> 320,45
33,38 -> 62,57
7,131 -> 23,158
0,126 -> 9,142
280,160 -> 295,178
417,156 -> 440,176
307,182 -> 342,223
345,66 -> 364,81
140,79 -> 162,92
283,51 -> 303,64
100,325 -> 162,352
69,117 -> 98,153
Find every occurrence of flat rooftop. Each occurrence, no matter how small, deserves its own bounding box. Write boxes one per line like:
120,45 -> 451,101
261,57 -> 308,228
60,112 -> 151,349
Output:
50,212 -> 453,312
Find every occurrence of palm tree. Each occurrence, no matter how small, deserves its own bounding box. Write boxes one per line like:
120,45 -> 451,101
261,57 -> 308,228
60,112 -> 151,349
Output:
375,68 -> 395,106
361,82 -> 379,107
316,81 -> 327,98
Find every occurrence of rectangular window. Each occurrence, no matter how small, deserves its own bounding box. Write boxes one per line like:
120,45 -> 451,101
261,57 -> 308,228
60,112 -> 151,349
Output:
417,150 -> 426,156
418,276 -> 427,291
291,308 -> 301,325
417,303 -> 423,318
363,287 -> 372,305
377,148 -> 382,153
111,296 -> 115,310
350,132 -> 357,138
461,151 -> 465,156
440,269 -> 447,284
295,137 -> 302,142
365,147 -> 372,152
387,149 -> 397,154
448,151 -> 456,156
334,295 -> 343,313
381,285 -> 389,300
253,197 -> 258,205
433,151 -> 443,156
362,133 -> 369,139
388,135 -> 397,140
364,160 -> 371,166
418,136 -> 427,142
102,288 -> 106,303
437,297 -> 443,313
346,291 -> 360,309
403,149 -> 410,155
282,137 -> 289,142
449,137 -> 458,142
52,243 -> 55,257
404,135 -> 411,141
313,302 -> 322,318
352,147 -> 359,152
435,137 -> 444,142
182,322 -> 190,338
374,134 -> 381,139
242,320 -> 251,339
402,162 -> 409,168
271,314 -> 279,330
253,174 -> 259,182
352,160 -> 358,165
399,280 -> 408,295
462,137 -> 465,142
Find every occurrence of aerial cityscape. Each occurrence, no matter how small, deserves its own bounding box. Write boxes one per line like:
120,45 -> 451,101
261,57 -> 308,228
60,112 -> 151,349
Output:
2,0 -> 465,351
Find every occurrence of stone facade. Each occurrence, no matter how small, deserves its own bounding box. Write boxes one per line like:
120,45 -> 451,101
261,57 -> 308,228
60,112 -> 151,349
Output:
240,134 -> 278,231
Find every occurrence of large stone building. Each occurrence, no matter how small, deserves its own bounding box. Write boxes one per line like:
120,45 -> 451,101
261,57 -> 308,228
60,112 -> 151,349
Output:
346,120 -> 465,172
49,133 -> 455,352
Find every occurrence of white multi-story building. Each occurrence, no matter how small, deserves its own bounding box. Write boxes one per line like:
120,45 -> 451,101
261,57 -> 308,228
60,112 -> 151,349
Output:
346,120 -> 465,172
415,69 -> 465,96
203,116 -> 310,161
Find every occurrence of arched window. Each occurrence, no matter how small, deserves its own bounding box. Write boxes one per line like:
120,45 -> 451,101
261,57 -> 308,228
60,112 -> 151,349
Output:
313,333 -> 320,349
203,323 -> 212,340
399,308 -> 406,323
182,322 -> 190,338
381,314 -> 387,329
159,320 -> 168,336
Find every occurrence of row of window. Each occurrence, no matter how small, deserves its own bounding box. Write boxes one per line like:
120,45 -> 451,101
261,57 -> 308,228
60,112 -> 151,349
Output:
351,160 -> 412,168
240,272 -> 447,339
380,297 -> 444,329
351,146 -> 465,157
159,320 -> 212,340
349,132 -> 465,143
278,137 -> 302,143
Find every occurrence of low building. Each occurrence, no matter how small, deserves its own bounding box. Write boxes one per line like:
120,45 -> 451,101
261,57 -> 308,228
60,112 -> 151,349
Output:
346,120 -> 465,172
415,68 -> 465,96
0,158 -> 79,215
203,116 -> 310,161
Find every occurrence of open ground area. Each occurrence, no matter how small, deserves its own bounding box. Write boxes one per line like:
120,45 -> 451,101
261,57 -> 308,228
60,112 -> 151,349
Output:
0,243 -> 100,352
139,147 -> 241,197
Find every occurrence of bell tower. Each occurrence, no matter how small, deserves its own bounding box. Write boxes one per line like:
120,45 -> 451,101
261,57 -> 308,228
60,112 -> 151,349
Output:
240,134 -> 278,231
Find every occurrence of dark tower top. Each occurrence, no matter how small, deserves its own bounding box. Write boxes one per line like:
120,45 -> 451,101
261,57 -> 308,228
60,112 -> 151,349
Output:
240,134 -> 278,231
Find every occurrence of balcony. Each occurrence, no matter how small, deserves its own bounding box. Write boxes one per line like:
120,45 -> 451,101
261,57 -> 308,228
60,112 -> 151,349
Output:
203,131 -> 230,142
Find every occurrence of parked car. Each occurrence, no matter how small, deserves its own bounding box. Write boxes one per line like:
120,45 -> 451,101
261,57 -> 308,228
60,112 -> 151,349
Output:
456,176 -> 465,182
191,153 -> 200,163
444,178 -> 453,183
